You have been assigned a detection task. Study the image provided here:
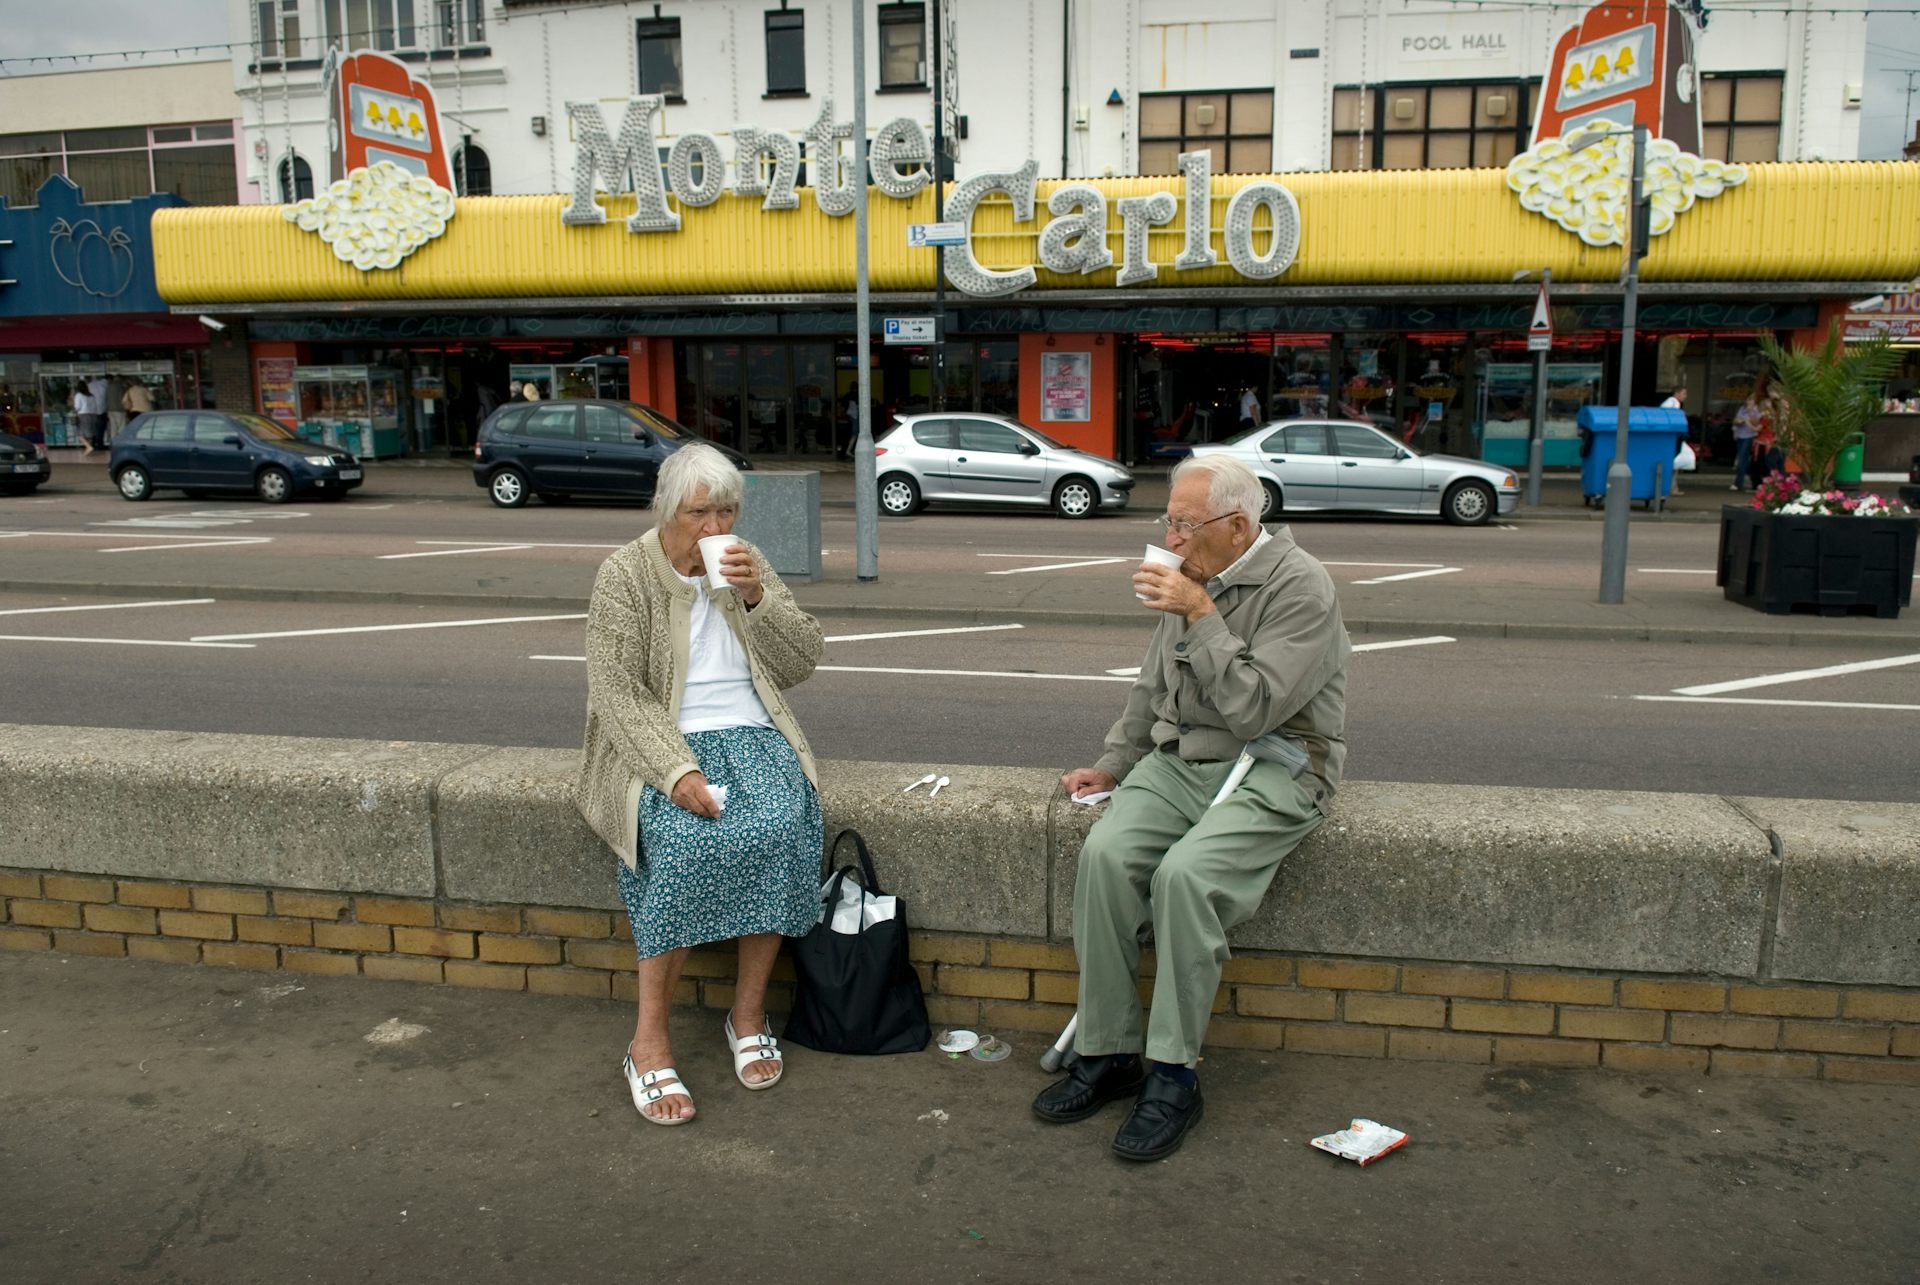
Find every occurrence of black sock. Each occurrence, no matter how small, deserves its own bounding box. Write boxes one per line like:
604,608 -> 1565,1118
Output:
1151,1060 -> 1197,1088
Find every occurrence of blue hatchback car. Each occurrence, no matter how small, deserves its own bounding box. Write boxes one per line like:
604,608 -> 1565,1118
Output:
111,410 -> 363,503
472,399 -> 749,507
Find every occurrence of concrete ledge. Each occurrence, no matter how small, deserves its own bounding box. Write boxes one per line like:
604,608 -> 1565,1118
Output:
0,723 -> 1908,989
0,725 -> 478,897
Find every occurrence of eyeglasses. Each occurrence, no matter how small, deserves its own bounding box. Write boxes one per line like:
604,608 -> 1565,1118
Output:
1156,512 -> 1234,538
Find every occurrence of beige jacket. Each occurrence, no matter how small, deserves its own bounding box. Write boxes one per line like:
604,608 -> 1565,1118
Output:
1094,524 -> 1349,811
575,529 -> 823,869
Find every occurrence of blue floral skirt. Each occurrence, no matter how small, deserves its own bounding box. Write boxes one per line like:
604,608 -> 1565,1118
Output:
617,725 -> 822,960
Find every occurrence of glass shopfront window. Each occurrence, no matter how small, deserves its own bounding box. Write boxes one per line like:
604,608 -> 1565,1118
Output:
1334,334 -> 1397,431
977,341 -> 1019,416
1401,334 -> 1469,455
1270,337 -> 1332,419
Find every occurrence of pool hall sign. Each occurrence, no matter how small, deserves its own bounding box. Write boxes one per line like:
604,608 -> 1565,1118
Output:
558,95 -> 1304,299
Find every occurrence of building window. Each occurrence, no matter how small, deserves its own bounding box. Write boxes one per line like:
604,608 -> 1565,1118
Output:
1701,73 -> 1782,163
1331,82 -> 1532,171
1138,91 -> 1273,176
453,143 -> 490,196
878,3 -> 925,90
321,0 -> 427,52
278,153 -> 314,201
257,0 -> 303,59
434,0 -> 484,46
766,9 -> 806,96
637,18 -> 684,100
0,122 -> 240,207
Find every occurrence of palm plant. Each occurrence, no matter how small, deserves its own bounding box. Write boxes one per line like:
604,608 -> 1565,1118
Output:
1757,322 -> 1902,493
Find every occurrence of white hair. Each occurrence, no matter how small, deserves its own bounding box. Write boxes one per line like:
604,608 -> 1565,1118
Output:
654,442 -> 744,519
1171,453 -> 1262,529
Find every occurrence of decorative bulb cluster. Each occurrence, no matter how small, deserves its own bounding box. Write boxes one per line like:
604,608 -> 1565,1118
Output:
281,161 -> 457,272
1505,120 -> 1747,248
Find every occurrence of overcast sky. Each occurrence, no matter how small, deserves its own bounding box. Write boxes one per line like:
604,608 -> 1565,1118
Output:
0,0 -> 230,72
4,1 -> 1920,157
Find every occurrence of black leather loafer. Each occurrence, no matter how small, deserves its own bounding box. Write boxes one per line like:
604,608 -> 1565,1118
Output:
1111,1074 -> 1204,1161
1032,1054 -> 1145,1123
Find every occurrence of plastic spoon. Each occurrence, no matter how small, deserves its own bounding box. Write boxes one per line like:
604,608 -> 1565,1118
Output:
902,773 -> 937,793
928,775 -> 951,798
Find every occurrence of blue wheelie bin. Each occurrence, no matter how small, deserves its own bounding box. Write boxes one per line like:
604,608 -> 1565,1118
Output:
1578,406 -> 1688,508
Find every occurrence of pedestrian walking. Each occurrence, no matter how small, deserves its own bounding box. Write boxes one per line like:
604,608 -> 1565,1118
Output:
1237,385 -> 1260,433
1659,387 -> 1688,495
105,375 -> 130,445
575,443 -> 826,1127
70,383 -> 103,455
121,379 -> 153,421
1037,454 -> 1348,1161
1730,385 -> 1764,492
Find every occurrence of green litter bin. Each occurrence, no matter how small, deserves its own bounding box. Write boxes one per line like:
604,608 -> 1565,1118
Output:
1834,432 -> 1866,490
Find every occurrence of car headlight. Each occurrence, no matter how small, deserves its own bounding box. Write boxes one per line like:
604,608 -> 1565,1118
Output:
304,455 -> 334,466
1501,474 -> 1518,488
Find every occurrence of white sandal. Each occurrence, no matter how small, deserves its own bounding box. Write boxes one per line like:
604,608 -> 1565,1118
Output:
622,1052 -> 695,1125
725,1011 -> 784,1091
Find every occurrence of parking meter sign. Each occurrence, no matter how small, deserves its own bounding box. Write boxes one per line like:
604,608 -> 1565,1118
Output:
884,317 -> 937,345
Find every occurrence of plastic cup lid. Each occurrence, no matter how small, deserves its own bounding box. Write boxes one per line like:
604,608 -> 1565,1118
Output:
936,1029 -> 980,1054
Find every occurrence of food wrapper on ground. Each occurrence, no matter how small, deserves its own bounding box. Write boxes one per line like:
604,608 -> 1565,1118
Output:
1309,1118 -> 1408,1166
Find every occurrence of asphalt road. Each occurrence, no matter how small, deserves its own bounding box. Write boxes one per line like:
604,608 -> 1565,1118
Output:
2,592 -> 1916,801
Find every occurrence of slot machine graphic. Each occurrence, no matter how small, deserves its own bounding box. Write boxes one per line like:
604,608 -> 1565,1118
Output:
322,49 -> 452,189
1533,1 -> 1702,151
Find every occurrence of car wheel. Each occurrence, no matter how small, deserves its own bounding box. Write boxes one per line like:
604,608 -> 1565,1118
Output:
878,472 -> 920,516
489,467 -> 530,508
1443,480 -> 1495,526
1053,475 -> 1097,519
115,465 -> 151,501
255,466 -> 293,504
1260,480 -> 1283,522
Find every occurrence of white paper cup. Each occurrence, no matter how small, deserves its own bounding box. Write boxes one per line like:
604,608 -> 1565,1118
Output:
1137,544 -> 1184,600
698,535 -> 738,590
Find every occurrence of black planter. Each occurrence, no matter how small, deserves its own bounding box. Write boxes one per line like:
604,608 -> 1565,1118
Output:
1717,505 -> 1919,618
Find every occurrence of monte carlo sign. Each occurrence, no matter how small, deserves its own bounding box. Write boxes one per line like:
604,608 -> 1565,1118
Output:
557,95 -> 1302,299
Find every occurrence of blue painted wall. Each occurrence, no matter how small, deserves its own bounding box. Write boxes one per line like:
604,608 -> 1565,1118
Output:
0,175 -> 185,319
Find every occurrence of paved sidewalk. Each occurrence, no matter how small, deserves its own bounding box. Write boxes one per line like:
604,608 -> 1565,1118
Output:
4,950 -> 1917,1284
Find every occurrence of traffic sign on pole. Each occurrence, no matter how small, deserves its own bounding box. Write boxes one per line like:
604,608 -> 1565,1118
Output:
1527,282 -> 1554,353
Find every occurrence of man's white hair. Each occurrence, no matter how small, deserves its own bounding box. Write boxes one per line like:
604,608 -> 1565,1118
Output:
655,442 -> 744,519
1171,452 -> 1262,529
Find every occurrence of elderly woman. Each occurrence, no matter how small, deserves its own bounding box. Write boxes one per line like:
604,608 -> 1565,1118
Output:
576,443 -> 824,1126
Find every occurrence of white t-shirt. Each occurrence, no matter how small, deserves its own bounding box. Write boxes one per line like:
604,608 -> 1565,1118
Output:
71,390 -> 95,415
675,572 -> 776,734
1660,396 -> 1683,410
1240,391 -> 1260,421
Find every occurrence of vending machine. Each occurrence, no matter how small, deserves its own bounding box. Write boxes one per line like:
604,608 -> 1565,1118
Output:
1534,1 -> 1703,151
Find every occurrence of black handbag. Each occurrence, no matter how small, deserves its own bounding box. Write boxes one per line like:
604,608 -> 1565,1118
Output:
782,829 -> 930,1056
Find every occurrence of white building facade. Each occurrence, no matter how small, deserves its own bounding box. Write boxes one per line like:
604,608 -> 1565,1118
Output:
226,0 -> 1874,202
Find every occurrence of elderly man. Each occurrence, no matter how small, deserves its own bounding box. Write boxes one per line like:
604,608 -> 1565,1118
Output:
1036,453 -> 1349,1161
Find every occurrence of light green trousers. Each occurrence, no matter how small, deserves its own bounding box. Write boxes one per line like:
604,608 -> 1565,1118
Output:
1072,751 -> 1325,1066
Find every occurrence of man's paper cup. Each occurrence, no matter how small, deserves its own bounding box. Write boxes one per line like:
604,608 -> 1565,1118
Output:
698,535 -> 738,590
1137,544 -> 1184,600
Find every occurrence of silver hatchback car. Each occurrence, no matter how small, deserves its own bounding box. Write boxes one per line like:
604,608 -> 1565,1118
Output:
874,413 -> 1135,518
1190,418 -> 1520,526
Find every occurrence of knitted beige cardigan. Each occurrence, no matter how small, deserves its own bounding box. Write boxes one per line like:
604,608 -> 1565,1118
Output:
575,528 -> 822,869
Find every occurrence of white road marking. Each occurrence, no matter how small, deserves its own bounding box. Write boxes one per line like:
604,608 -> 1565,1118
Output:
977,553 -> 1130,559
1494,524 -> 1518,531
1107,666 -> 1142,677
0,529 -> 260,541
1672,651 -> 1920,697
0,634 -> 253,649
986,558 -> 1130,576
1352,635 -> 1456,652
1638,568 -> 1714,575
1320,561 -> 1448,569
100,538 -> 272,554
1351,567 -> 1463,585
817,664 -> 1134,683
0,598 -> 214,617
0,531 -> 32,537
377,544 -> 535,560
403,540 -> 624,550
824,623 -> 1025,644
193,612 -> 586,642
530,654 -> 586,662
1635,695 -> 1920,713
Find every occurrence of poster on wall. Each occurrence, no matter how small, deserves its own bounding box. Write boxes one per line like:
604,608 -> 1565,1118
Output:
257,357 -> 297,429
1041,352 -> 1091,423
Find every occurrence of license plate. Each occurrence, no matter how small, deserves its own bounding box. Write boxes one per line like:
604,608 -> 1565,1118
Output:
337,468 -> 362,480
10,463 -> 44,473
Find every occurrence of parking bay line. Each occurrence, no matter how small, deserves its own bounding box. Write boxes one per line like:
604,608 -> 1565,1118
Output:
985,558 -> 1131,576
0,598 -> 214,617
1671,651 -> 1920,697
193,612 -> 586,643
99,538 -> 272,554
0,634 -> 253,649
1635,695 -> 1920,713
1350,567 -> 1463,586
378,544 -> 535,560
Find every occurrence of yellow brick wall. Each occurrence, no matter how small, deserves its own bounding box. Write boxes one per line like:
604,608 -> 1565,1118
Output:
2,868 -> 1916,1086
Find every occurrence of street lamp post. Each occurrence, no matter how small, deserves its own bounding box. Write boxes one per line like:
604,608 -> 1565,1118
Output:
851,0 -> 878,582
1594,123 -> 1650,605
1524,266 -> 1552,509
